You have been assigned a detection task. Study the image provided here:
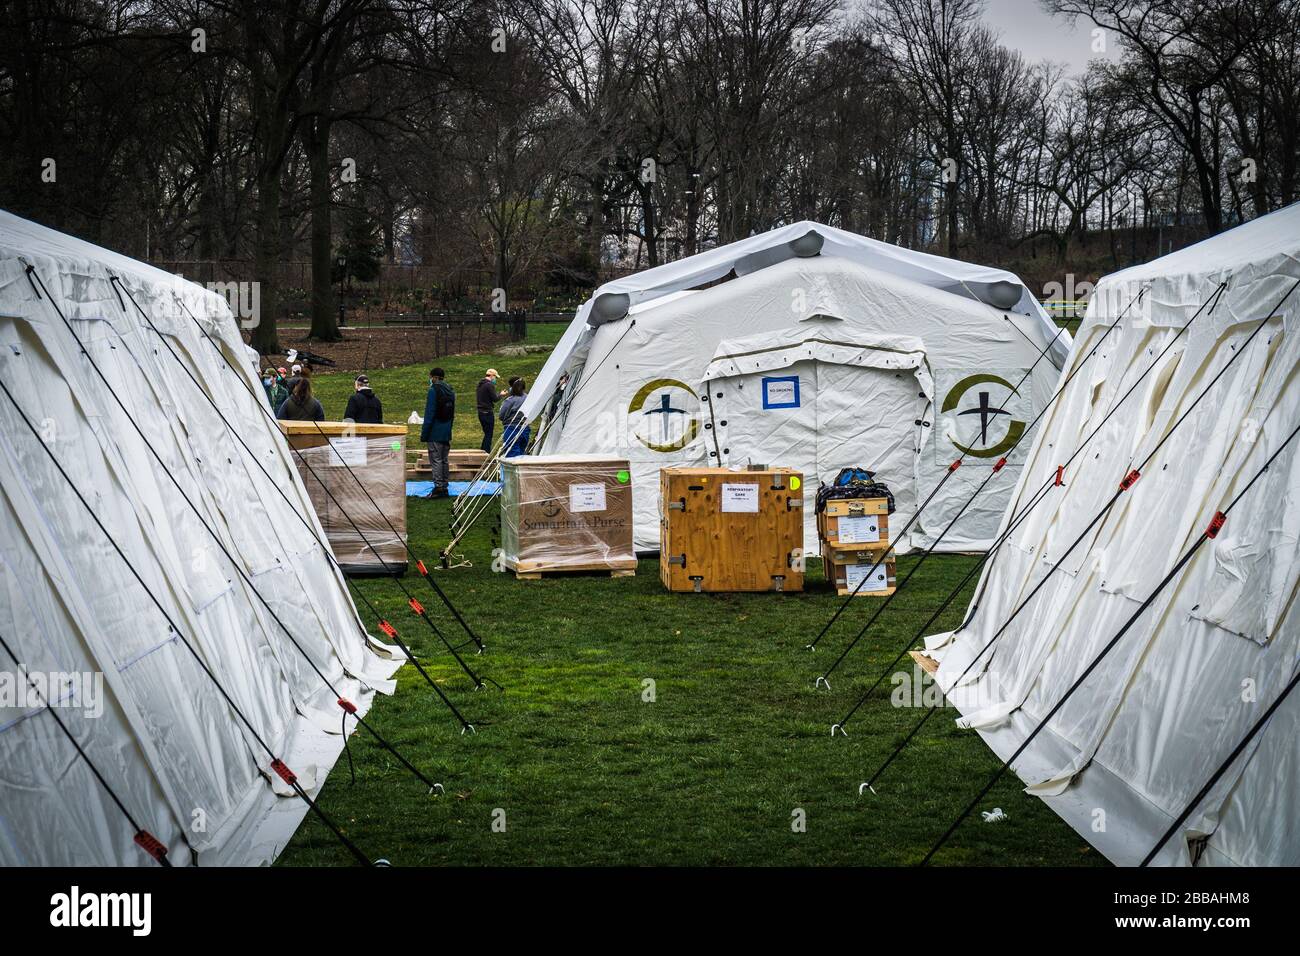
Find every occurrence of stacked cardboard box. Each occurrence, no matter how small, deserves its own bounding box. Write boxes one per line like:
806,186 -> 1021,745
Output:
817,497 -> 896,596
659,467 -> 804,592
500,454 -> 636,578
279,422 -> 408,576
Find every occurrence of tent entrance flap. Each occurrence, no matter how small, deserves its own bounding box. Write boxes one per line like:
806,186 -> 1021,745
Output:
704,332 -> 931,548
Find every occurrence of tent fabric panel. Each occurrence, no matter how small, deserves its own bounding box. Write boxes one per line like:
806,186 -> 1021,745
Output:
929,201 -> 1300,866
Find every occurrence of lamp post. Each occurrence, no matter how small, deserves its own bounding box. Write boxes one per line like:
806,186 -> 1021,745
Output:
336,255 -> 347,328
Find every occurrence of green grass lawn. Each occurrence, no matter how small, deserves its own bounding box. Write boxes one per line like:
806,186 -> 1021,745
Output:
279,329 -> 1105,867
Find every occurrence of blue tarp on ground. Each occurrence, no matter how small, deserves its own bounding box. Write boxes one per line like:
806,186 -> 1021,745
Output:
406,479 -> 501,498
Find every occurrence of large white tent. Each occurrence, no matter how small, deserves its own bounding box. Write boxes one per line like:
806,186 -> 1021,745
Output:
925,202 -> 1300,866
530,222 -> 1071,552
0,210 -> 401,866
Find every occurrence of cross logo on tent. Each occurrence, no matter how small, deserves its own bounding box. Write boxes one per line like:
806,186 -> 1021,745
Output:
940,373 -> 1026,458
957,391 -> 1011,445
628,378 -> 700,452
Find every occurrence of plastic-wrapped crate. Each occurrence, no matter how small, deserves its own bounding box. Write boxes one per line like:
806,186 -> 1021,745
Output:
659,467 -> 804,592
500,455 -> 636,578
279,422 -> 408,575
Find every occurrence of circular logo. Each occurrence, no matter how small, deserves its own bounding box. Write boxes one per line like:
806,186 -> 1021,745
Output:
940,373 -> 1026,458
628,378 -> 701,453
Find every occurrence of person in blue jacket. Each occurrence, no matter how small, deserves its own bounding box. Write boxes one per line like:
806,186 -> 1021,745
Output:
420,367 -> 455,498
499,377 -> 530,457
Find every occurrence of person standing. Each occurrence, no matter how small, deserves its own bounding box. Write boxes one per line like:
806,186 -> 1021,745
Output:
499,377 -> 530,458
420,367 -> 455,497
269,368 -> 290,413
276,377 -> 325,421
344,374 -> 383,423
475,368 -> 503,452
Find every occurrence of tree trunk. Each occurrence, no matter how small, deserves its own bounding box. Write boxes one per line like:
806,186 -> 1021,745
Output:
250,165 -> 281,355
305,117 -> 339,341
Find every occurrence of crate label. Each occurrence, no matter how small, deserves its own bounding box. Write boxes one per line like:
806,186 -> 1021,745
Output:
569,482 -> 607,513
720,482 -> 760,512
328,437 -> 367,467
845,562 -> 889,592
837,515 -> 880,544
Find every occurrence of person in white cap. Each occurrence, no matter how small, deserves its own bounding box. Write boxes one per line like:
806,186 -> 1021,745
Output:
475,367 -> 504,452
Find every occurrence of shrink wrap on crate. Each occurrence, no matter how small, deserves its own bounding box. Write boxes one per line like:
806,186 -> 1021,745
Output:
500,455 -> 636,575
279,422 -> 408,575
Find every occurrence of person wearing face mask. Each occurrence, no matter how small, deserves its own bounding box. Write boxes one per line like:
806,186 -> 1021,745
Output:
262,368 -> 289,412
420,367 -> 455,497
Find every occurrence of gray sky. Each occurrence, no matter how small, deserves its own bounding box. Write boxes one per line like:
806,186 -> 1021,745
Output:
981,0 -> 1123,76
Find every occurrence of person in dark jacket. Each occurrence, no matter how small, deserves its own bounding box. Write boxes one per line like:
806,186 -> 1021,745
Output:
475,368 -> 503,452
344,375 -> 383,423
420,367 -> 455,497
499,377 -> 530,457
277,377 -> 325,421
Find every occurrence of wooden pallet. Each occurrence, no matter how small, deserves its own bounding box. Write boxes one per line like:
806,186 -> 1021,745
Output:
511,564 -> 637,580
406,448 -> 492,482
517,567 -> 639,582
908,650 -> 939,675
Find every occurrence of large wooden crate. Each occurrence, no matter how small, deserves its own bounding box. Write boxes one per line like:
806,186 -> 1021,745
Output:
279,422 -> 408,576
500,455 -> 637,577
659,467 -> 804,592
817,497 -> 890,551
821,544 -> 896,597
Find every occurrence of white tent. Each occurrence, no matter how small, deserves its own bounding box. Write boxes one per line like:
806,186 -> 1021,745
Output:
0,210 -> 402,866
925,202 -> 1300,866
530,222 -> 1071,552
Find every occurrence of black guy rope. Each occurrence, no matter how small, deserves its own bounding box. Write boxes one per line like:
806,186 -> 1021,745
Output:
857,277 -> 1295,796
1141,661 -> 1300,866
829,280 -> 1228,730
174,290 -> 488,655
925,416 -> 1300,865
445,316 -> 640,557
0,377 -> 374,865
806,286 -> 1145,653
23,262 -> 450,783
0,630 -> 173,867
148,286 -> 493,704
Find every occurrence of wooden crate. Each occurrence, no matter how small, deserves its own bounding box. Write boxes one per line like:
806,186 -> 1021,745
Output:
500,455 -> 637,576
817,497 -> 890,551
821,543 -> 896,597
279,422 -> 408,576
659,467 -> 804,592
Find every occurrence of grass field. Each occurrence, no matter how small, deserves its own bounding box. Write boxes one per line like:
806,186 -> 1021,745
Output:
281,329 -> 1105,867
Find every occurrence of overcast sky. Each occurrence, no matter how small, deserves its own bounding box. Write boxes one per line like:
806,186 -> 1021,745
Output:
980,0 -> 1123,76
